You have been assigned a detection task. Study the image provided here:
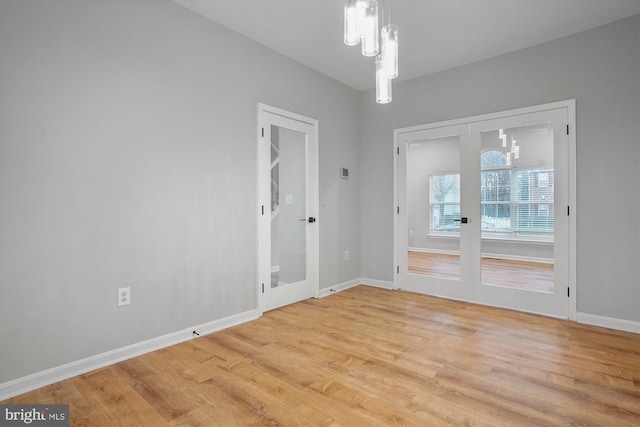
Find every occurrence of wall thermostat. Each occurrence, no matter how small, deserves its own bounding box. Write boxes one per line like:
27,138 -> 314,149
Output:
340,168 -> 349,179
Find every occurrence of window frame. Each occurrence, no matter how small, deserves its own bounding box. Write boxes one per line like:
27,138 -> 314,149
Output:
428,164 -> 555,242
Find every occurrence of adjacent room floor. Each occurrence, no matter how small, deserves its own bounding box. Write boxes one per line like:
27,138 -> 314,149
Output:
408,251 -> 555,293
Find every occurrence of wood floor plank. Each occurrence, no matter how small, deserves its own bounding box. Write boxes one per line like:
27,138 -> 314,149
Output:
113,361 -> 202,422
71,367 -> 168,426
3,285 -> 639,426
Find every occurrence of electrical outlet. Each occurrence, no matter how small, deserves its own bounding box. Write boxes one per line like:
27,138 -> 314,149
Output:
344,250 -> 350,261
117,287 -> 130,307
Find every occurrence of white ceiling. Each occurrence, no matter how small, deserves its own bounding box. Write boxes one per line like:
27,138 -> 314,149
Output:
174,0 -> 640,91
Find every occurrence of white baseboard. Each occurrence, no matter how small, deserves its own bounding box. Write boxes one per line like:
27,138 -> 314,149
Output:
408,247 -> 458,255
481,253 -> 553,264
0,308 -> 260,401
576,312 -> 640,334
318,278 -> 361,298
360,277 -> 394,290
318,277 -> 395,298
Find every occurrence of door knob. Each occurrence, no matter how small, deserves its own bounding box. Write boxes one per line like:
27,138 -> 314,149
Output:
299,217 -> 316,223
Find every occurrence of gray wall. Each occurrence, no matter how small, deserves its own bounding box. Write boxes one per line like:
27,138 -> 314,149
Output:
360,14 -> 640,322
0,0 -> 361,382
0,0 -> 637,386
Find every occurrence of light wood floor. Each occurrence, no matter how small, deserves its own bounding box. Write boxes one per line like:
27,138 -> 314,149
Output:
408,251 -> 554,293
3,286 -> 639,426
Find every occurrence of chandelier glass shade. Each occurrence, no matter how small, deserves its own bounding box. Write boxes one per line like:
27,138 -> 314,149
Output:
381,24 -> 398,78
344,0 -> 359,45
375,55 -> 392,103
344,0 -> 398,103
361,1 -> 379,57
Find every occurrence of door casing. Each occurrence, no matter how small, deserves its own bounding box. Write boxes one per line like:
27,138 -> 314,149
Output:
257,103 -> 319,314
393,100 -> 577,320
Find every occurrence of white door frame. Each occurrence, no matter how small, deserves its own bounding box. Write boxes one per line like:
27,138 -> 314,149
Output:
394,100 -> 577,320
257,103 -> 319,314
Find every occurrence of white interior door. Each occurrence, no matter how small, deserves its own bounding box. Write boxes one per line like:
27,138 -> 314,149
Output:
396,124 -> 473,301
258,104 -> 318,312
395,101 -> 575,319
470,108 -> 570,318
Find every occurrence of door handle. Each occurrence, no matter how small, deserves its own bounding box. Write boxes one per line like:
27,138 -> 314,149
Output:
299,217 -> 316,223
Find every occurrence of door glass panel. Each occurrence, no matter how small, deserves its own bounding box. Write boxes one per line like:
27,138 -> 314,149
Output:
406,136 -> 461,281
271,125 -> 307,288
480,123 -> 555,292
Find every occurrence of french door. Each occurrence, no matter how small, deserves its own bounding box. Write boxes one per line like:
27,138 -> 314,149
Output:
258,104 -> 319,312
397,124 -> 473,301
395,101 -> 575,318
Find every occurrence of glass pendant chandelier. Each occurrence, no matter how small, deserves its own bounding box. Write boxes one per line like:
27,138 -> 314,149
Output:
381,24 -> 398,78
361,0 -> 379,57
499,128 -> 507,147
344,0 -> 398,104
344,0 -> 359,46
511,136 -> 520,159
376,55 -> 392,103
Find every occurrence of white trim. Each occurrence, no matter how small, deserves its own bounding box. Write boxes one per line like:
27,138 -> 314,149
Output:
480,301 -> 567,320
567,100 -> 577,321
424,233 -> 459,240
258,103 -> 317,127
361,277 -> 394,290
395,99 -> 576,319
480,236 -> 554,245
481,253 -> 553,264
318,278 -> 361,298
395,99 -> 576,134
576,312 -> 640,334
393,138 -> 400,292
425,232 -> 555,245
0,309 -> 260,401
318,278 -> 394,298
257,103 -> 320,313
407,247 -> 459,255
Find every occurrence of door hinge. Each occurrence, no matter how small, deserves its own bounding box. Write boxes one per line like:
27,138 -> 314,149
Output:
397,206 -> 400,214
397,147 -> 399,155
397,265 -> 399,274
261,205 -> 264,215
262,283 -> 265,293
567,206 -> 570,216
567,287 -> 570,298
566,124 -> 569,135
261,127 -> 264,138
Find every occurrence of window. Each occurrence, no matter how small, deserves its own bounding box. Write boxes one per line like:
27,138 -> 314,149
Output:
428,151 -> 554,240
514,169 -> 554,238
429,174 -> 460,233
538,172 -> 549,188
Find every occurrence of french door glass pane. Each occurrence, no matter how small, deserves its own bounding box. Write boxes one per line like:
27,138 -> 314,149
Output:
480,123 -> 555,293
271,125 -> 307,288
407,136 -> 461,281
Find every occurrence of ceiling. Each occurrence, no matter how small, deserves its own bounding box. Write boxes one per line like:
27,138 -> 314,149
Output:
174,0 -> 640,91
